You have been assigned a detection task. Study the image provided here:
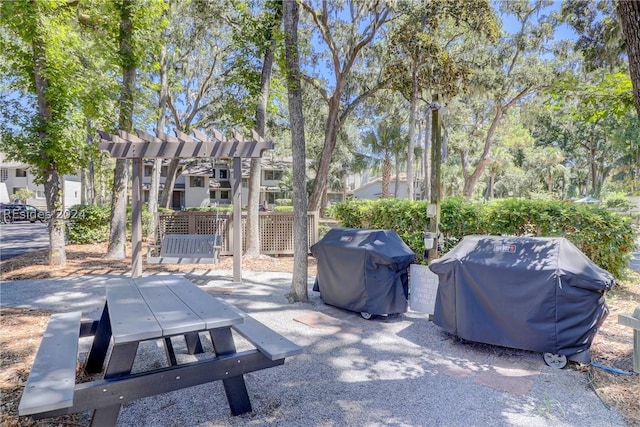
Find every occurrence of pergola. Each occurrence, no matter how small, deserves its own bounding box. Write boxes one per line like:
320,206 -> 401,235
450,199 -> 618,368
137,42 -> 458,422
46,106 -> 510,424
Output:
98,128 -> 274,282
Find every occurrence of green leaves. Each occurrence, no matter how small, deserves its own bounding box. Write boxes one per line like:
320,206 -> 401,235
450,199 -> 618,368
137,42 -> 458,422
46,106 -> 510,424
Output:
332,197 -> 635,277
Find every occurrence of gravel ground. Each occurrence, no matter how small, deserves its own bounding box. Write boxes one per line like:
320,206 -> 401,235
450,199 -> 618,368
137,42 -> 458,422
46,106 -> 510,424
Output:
0,271 -> 627,427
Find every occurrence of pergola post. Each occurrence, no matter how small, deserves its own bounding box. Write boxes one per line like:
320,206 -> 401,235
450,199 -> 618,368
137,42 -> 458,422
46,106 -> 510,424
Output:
131,158 -> 143,277
232,157 -> 242,283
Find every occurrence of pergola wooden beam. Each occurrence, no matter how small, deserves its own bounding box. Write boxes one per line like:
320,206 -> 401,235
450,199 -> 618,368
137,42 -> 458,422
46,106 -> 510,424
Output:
98,128 -> 274,282
98,129 -> 272,159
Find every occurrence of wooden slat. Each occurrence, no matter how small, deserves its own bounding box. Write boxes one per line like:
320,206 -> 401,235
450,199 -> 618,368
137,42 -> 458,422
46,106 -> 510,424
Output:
158,277 -> 246,329
18,312 -> 82,416
619,313 -> 640,330
117,129 -> 145,142
160,234 -> 219,256
106,279 -> 162,344
98,140 -> 273,159
192,128 -> 209,141
211,128 -> 226,142
232,315 -> 302,360
135,129 -> 164,143
147,256 -> 218,264
175,129 -> 196,142
134,278 -> 205,336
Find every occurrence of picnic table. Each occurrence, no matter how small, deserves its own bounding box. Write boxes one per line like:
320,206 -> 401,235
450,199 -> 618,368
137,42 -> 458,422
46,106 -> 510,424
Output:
18,275 -> 302,426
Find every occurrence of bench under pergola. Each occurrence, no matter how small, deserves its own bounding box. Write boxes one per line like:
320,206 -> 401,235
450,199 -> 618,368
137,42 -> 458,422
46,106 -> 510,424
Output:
98,128 -> 274,282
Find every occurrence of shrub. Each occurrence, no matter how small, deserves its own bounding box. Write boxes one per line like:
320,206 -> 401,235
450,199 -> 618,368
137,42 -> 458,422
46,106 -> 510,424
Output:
275,198 -> 292,206
67,204 -> 154,244
67,204 -> 111,244
602,192 -> 632,210
332,197 -> 637,279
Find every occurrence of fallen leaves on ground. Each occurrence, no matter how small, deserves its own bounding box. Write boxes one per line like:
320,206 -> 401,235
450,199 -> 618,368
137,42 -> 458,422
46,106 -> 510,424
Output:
0,244 -> 637,425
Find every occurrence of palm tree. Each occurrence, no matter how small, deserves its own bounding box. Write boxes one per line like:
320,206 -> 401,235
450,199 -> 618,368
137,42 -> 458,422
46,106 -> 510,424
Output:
362,122 -> 405,198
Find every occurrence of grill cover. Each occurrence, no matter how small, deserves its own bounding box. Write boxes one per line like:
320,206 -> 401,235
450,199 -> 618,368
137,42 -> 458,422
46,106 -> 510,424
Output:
429,235 -> 614,359
311,228 -> 416,315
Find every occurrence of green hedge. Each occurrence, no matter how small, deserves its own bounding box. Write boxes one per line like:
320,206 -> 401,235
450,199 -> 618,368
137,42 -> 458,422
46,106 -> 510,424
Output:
67,204 -> 152,244
66,205 -> 111,244
332,197 -> 637,279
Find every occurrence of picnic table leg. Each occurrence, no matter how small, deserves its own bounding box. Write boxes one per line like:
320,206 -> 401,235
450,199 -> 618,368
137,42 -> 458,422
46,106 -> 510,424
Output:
85,302 -> 112,374
89,342 -> 139,426
209,328 -> 252,415
184,332 -> 204,354
164,337 -> 178,366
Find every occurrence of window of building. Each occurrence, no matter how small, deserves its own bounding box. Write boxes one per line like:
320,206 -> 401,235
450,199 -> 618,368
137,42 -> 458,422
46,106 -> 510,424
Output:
36,190 -> 45,199
211,169 -> 216,179
264,170 -> 283,181
190,176 -> 204,187
160,166 -> 168,177
0,168 -> 7,182
266,192 -> 277,204
219,169 -> 228,180
242,178 -> 248,188
220,190 -> 230,200
209,190 -> 216,200
15,168 -> 27,178
144,165 -> 153,176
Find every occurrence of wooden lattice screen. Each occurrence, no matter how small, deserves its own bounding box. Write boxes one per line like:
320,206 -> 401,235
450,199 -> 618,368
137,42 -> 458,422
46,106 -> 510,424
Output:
155,211 -> 319,256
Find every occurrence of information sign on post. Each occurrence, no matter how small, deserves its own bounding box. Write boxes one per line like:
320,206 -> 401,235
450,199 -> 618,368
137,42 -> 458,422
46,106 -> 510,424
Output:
409,264 -> 439,315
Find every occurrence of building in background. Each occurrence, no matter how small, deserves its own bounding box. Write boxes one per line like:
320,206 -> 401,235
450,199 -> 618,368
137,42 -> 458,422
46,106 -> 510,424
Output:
142,158 -> 294,210
0,153 -> 81,208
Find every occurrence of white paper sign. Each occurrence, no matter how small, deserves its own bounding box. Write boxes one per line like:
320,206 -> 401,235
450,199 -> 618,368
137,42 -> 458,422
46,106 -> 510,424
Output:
409,264 -> 439,315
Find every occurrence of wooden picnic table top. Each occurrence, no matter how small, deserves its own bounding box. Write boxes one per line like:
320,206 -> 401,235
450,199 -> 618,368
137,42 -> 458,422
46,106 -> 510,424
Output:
105,276 -> 245,344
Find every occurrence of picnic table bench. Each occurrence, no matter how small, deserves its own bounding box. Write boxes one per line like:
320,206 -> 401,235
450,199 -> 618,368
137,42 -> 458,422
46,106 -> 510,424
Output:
18,276 -> 302,426
147,234 -> 221,264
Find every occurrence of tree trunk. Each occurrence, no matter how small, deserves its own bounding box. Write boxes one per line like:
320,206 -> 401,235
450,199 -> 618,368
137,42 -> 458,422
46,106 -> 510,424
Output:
423,108 -> 431,200
44,168 -> 66,265
382,153 -> 391,198
32,20 -> 66,266
106,0 -> 135,259
159,158 -> 181,209
462,107 -> 503,199
246,5 -> 281,257
487,174 -> 495,200
106,159 -> 129,259
406,69 -> 418,200
394,156 -> 400,198
149,38 -> 169,244
589,144 -> 598,195
618,0 -> 640,117
309,96 -> 340,212
284,0 -> 308,303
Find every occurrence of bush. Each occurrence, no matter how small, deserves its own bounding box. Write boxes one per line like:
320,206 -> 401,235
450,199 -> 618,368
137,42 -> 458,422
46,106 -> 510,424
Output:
67,204 -> 154,244
275,198 -> 292,206
67,204 -> 111,244
602,192 -> 632,210
332,197 -> 637,279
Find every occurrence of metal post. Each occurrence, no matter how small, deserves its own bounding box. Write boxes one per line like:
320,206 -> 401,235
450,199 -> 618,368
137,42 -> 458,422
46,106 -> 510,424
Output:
427,95 -> 442,263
